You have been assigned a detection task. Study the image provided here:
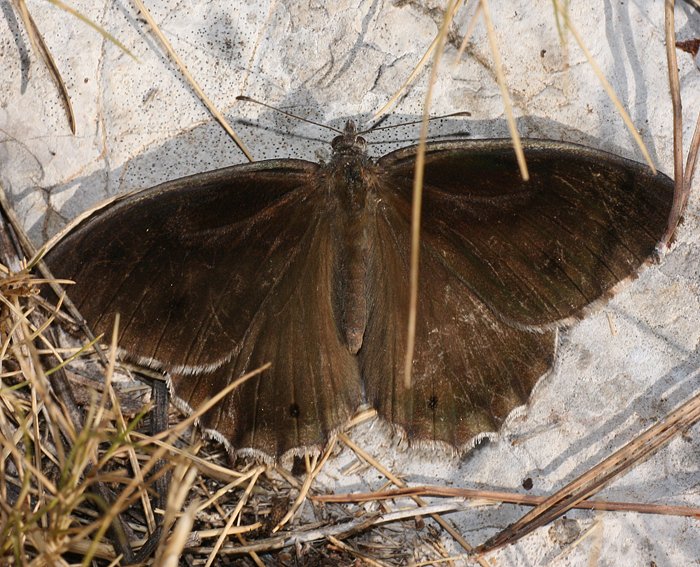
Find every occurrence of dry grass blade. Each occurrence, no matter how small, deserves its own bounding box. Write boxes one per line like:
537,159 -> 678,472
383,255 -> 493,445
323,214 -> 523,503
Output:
204,467 -> 263,566
475,388 -> 700,554
157,499 -> 198,567
371,32 -> 446,121
0,181 -> 109,367
0,253 -> 276,564
685,109 -> 700,190
403,0 -> 459,390
0,197 -> 277,563
194,467 -> 264,512
1,272 -> 132,562
43,334 -> 103,376
132,0 -> 253,161
399,0 -> 529,388
372,0 -> 464,120
453,2 -> 482,63
212,501 -> 474,556
11,0 -> 75,133
551,0 -> 656,172
272,439 -> 337,532
546,518 -> 603,565
78,364 -> 267,562
129,431 -> 252,482
327,535 -> 388,567
663,0 -> 696,246
338,434 -> 490,567
47,0 -> 137,61
102,329 -> 160,538
153,463 -> 199,561
479,0 -> 528,180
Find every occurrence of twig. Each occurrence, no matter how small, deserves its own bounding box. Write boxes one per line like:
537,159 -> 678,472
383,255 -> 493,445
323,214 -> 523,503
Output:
196,501 -> 474,555
314,485 -> 700,518
475,388 -> 700,553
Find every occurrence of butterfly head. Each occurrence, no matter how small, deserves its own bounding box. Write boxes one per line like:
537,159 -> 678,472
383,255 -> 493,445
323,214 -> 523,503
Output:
331,120 -> 368,156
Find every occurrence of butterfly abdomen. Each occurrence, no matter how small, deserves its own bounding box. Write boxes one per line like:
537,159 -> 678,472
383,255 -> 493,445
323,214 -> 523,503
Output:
325,151 -> 382,355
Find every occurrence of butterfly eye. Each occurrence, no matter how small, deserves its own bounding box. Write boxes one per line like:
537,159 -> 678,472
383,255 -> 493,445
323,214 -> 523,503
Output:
289,403 -> 301,418
331,121 -> 368,154
331,134 -> 345,149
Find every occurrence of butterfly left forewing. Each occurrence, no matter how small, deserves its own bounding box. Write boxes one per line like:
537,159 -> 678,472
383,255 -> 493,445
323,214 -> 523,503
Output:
46,163 -> 322,370
378,140 -> 675,328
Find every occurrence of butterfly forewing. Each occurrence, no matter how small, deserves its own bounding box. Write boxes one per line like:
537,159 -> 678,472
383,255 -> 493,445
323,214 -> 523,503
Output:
378,140 -> 675,327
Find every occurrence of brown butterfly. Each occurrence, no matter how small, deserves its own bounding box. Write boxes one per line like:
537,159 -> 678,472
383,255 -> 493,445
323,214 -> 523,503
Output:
44,122 -> 675,459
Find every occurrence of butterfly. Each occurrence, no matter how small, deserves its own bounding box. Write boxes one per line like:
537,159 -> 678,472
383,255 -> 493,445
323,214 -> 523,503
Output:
44,121 -> 675,459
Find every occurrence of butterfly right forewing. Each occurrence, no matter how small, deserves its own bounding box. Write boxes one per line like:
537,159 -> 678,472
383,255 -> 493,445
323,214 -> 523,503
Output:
378,140 -> 674,327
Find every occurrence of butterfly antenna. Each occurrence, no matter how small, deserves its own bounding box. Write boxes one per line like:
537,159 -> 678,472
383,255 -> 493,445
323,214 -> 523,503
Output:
237,96 -> 344,134
359,111 -> 472,134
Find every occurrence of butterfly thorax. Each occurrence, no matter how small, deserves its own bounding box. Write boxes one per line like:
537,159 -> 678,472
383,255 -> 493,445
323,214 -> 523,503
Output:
327,120 -> 375,210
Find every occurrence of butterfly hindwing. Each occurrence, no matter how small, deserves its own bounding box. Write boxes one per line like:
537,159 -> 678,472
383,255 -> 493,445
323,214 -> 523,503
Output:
360,185 -> 555,446
191,212 -> 363,456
